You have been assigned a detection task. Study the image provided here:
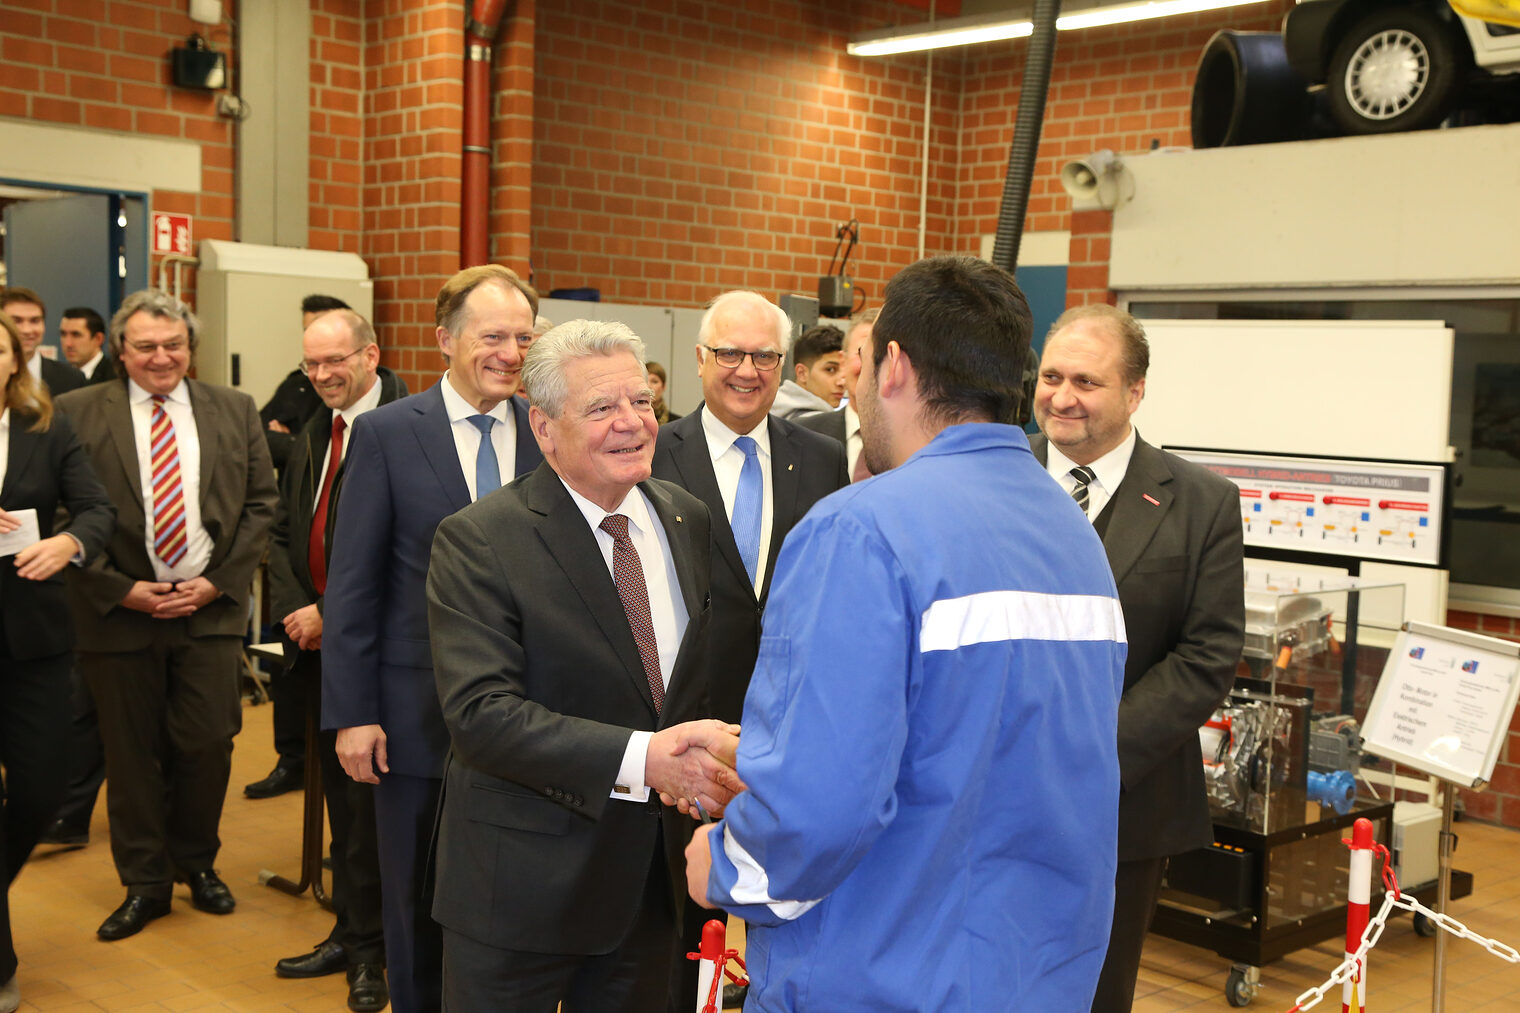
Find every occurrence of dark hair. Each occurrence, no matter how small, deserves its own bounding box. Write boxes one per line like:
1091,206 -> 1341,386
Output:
1045,303 -> 1150,385
871,256 -> 1031,427
793,324 -> 844,368
0,286 -> 45,316
61,306 -> 107,337
302,294 -> 351,315
435,264 -> 539,336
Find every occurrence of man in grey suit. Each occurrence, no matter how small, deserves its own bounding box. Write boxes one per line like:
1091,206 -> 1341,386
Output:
426,319 -> 741,1012
1029,304 -> 1244,1013
57,289 -> 278,940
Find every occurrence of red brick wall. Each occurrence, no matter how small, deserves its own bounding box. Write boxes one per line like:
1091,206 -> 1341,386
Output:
0,0 -> 237,290
360,0 -> 467,393
309,0 -> 365,256
529,0 -> 962,310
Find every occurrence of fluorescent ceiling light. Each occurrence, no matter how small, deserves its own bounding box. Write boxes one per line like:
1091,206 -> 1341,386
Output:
848,0 -> 1271,56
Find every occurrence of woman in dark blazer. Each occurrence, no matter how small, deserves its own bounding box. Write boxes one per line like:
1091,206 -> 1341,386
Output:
0,310 -> 114,1011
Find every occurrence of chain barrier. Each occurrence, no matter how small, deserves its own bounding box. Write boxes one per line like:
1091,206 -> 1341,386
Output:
1283,844 -> 1519,1013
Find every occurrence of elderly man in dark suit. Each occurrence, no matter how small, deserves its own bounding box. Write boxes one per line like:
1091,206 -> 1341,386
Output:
652,291 -> 846,1008
56,288 -> 278,941
1029,303 -> 1245,1013
265,309 -> 406,1011
322,265 -> 543,1013
427,317 -> 740,1013
0,288 -> 85,395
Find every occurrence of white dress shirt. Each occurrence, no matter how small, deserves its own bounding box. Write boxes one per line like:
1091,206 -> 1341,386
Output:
25,353 -> 42,386
129,378 -> 212,582
81,350 -> 105,380
311,377 -> 384,510
1044,425 -> 1137,522
559,480 -> 690,803
700,406 -> 773,598
0,409 -> 9,491
440,371 -> 517,500
844,402 -> 862,479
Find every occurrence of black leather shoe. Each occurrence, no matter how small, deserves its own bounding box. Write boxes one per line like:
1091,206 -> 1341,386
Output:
244,762 -> 305,799
722,981 -> 748,1008
39,820 -> 89,846
346,964 -> 389,1012
97,895 -> 171,940
185,870 -> 236,914
276,939 -> 346,978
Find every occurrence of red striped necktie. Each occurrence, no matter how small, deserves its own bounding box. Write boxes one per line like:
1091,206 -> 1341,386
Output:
150,394 -> 188,567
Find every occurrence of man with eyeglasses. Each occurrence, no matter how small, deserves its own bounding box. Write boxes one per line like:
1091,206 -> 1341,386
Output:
55,288 -> 278,941
259,309 -> 406,1009
651,290 -> 846,1009
321,264 -> 544,1013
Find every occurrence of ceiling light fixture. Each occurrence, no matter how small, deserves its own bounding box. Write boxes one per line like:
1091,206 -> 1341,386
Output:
848,0 -> 1273,57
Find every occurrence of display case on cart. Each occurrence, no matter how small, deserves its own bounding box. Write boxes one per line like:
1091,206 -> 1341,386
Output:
1151,569 -> 1473,1006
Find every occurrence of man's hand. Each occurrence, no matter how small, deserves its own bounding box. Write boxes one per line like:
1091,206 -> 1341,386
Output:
0,508 -> 21,534
14,534 -> 79,581
267,419 -> 291,434
283,604 -> 323,651
336,724 -> 388,784
122,580 -> 177,614
646,719 -> 745,818
151,576 -> 220,619
685,822 -> 719,909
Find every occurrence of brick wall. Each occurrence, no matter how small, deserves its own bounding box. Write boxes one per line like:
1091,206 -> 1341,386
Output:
529,0 -> 962,310
309,0 -> 364,256
0,0 -> 237,290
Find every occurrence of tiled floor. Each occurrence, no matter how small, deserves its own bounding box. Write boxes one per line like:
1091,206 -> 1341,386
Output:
10,700 -> 1519,1011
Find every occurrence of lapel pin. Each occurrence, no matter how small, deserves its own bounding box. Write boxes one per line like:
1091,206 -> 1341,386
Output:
676,515 -> 683,523
1143,494 -> 1160,506
788,464 -> 794,471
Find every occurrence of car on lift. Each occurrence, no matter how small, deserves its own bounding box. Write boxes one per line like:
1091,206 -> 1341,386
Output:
1284,0 -> 1520,134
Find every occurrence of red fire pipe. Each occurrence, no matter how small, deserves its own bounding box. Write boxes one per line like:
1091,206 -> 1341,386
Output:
462,0 -> 511,268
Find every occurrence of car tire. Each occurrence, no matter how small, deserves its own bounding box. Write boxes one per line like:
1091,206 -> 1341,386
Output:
1326,5 -> 1468,134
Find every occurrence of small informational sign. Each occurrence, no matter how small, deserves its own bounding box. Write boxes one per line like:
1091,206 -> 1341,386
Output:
151,212 -> 193,256
1362,621 -> 1520,788
1168,450 -> 1448,567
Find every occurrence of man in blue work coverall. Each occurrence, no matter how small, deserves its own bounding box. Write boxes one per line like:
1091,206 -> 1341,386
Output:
685,255 -> 1128,1012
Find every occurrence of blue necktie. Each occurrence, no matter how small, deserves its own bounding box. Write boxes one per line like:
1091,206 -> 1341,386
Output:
730,436 -> 762,586
467,414 -> 500,498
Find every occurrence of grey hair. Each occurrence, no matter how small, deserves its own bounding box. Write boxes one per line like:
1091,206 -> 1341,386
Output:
697,290 -> 791,355
109,288 -> 200,362
523,319 -> 648,418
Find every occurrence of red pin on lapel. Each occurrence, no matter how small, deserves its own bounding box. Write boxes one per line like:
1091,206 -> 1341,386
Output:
1143,494 -> 1160,506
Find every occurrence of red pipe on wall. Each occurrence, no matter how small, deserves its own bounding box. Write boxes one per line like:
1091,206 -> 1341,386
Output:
462,0 -> 511,268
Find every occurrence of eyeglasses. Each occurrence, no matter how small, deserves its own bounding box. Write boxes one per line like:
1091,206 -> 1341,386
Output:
299,344 -> 370,376
127,340 -> 188,355
702,346 -> 782,371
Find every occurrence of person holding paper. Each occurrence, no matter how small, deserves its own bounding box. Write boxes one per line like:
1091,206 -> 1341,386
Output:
0,309 -> 114,1013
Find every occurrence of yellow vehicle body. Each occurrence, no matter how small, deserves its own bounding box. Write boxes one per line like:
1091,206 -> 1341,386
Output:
1448,0 -> 1520,27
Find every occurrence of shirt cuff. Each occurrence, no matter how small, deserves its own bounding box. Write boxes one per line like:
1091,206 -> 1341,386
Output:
64,532 -> 86,565
611,730 -> 653,803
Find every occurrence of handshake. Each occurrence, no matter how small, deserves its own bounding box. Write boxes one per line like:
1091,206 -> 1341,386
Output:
646,719 -> 747,820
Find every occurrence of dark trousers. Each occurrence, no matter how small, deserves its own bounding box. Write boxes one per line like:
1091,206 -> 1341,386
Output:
0,647 -> 73,981
1090,855 -> 1169,1013
375,772 -> 444,1013
50,663 -> 105,834
269,651 -> 310,768
288,648 -> 385,966
441,843 -> 676,1013
79,629 -> 242,893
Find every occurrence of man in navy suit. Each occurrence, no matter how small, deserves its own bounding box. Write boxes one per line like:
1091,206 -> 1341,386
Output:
322,264 -> 544,1013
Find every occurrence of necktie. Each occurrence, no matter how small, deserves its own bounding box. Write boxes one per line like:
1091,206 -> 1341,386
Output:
149,395 -> 188,568
467,414 -> 501,498
308,415 -> 346,594
1070,465 -> 1098,518
730,436 -> 762,586
599,514 -> 664,714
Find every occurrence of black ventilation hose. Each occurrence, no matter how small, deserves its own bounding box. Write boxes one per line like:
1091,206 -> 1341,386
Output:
990,0 -> 1061,273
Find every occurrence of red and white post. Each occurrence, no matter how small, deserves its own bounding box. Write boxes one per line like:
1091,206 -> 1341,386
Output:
695,919 -> 727,1013
1342,817 -> 1376,1013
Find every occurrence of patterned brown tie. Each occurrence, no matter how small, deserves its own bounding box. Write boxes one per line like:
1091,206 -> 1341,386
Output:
599,513 -> 664,714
